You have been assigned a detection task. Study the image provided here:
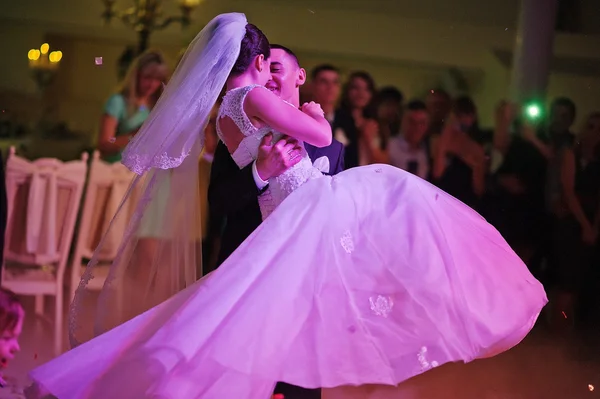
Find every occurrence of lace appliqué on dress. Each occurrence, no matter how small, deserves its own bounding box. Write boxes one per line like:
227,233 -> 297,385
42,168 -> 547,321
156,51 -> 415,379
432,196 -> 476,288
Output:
258,187 -> 277,220
417,346 -> 439,371
261,159 -> 323,219
369,295 -> 394,317
340,230 -> 354,253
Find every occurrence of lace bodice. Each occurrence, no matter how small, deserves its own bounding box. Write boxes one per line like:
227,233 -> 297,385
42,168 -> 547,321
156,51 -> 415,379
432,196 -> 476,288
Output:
217,85 -> 323,218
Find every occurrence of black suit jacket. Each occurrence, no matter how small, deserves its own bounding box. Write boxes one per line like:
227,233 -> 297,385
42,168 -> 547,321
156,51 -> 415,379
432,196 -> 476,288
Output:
332,108 -> 360,169
207,139 -> 345,269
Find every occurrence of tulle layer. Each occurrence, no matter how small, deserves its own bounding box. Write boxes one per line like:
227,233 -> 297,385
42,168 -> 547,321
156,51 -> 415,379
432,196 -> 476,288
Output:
30,164 -> 547,398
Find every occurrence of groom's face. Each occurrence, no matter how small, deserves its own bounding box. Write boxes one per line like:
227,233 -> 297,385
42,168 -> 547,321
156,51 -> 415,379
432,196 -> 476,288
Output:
266,49 -> 306,102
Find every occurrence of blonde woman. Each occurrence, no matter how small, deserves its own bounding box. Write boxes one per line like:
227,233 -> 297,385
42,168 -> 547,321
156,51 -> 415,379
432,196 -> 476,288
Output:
97,50 -> 169,163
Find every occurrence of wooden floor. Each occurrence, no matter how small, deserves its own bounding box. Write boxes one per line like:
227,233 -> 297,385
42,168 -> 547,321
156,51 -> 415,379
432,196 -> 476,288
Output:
2,296 -> 599,398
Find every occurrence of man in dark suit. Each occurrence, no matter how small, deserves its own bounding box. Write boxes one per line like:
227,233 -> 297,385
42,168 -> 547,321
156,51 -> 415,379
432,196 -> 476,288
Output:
310,64 -> 360,169
207,45 -> 344,399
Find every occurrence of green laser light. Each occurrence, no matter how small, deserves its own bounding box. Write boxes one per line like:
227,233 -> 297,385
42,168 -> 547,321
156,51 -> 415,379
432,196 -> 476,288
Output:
526,104 -> 541,119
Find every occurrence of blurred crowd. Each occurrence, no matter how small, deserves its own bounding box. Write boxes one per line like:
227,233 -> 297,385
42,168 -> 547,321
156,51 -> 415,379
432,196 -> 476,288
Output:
96,49 -> 600,335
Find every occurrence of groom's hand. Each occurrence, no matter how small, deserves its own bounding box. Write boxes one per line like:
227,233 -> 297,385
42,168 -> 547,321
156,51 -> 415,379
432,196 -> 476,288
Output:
256,133 -> 302,180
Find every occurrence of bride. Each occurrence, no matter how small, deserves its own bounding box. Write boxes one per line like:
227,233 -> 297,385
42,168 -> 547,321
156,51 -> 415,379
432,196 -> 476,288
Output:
28,12 -> 546,399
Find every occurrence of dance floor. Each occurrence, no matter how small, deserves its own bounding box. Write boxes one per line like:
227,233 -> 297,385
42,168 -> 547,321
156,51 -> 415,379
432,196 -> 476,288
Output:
2,295 -> 599,398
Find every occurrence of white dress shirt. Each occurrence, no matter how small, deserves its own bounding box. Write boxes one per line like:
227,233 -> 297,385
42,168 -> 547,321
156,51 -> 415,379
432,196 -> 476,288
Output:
252,161 -> 269,190
388,135 -> 430,179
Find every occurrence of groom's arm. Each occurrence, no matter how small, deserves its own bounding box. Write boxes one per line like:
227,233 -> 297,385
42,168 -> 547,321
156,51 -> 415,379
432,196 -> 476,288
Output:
208,141 -> 266,216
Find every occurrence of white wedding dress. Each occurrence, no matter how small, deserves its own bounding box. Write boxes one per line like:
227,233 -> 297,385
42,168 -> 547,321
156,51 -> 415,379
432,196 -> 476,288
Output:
28,84 -> 546,399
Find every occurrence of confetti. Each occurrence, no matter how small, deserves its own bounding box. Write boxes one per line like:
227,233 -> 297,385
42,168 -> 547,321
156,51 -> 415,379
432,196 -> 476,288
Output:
589,384 -> 594,391
95,57 -> 103,65
34,353 -> 38,360
108,137 -> 116,143
561,311 -> 567,319
308,9 -> 315,13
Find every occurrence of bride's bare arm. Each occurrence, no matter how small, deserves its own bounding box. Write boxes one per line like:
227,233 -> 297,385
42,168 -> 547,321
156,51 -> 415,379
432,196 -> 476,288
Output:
245,87 -> 332,148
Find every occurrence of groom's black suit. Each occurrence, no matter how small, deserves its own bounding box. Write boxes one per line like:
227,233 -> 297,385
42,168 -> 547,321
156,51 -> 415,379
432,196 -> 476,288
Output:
207,137 -> 344,399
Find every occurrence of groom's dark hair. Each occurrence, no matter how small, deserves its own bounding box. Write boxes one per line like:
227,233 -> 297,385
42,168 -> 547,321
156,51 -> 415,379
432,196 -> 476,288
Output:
270,44 -> 299,67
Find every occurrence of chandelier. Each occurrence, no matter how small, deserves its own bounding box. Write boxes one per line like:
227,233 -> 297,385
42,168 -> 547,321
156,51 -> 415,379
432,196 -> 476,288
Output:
101,0 -> 201,53
27,43 -> 63,92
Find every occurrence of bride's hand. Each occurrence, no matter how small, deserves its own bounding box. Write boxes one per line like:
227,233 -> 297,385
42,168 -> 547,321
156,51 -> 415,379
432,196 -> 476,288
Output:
301,101 -> 325,119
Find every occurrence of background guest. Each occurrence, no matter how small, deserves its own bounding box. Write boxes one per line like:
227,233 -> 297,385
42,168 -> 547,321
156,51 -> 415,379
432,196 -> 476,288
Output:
97,50 -> 169,163
340,71 -> 388,165
388,100 -> 430,179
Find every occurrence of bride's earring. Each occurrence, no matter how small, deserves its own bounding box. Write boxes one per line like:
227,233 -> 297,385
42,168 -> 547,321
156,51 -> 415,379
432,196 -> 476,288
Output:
255,54 -> 264,73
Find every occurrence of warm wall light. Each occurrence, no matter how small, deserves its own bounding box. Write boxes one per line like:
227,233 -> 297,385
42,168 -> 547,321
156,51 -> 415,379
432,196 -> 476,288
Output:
48,51 -> 63,63
40,43 -> 50,55
180,0 -> 201,6
27,43 -> 63,91
28,43 -> 63,70
28,49 -> 41,62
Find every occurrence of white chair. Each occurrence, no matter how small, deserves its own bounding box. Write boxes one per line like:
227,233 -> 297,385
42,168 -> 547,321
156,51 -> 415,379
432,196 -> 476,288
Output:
69,151 -> 136,302
2,147 -> 88,355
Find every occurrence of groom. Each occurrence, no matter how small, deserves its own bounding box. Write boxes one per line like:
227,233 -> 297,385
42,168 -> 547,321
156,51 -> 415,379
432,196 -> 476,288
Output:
208,44 -> 345,267
207,44 -> 345,399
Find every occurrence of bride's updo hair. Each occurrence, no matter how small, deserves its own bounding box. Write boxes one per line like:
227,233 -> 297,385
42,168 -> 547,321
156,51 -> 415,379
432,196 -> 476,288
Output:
230,23 -> 270,76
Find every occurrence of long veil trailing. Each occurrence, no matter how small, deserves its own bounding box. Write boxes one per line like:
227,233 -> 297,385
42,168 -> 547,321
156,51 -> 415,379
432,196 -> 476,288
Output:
69,12 -> 248,347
